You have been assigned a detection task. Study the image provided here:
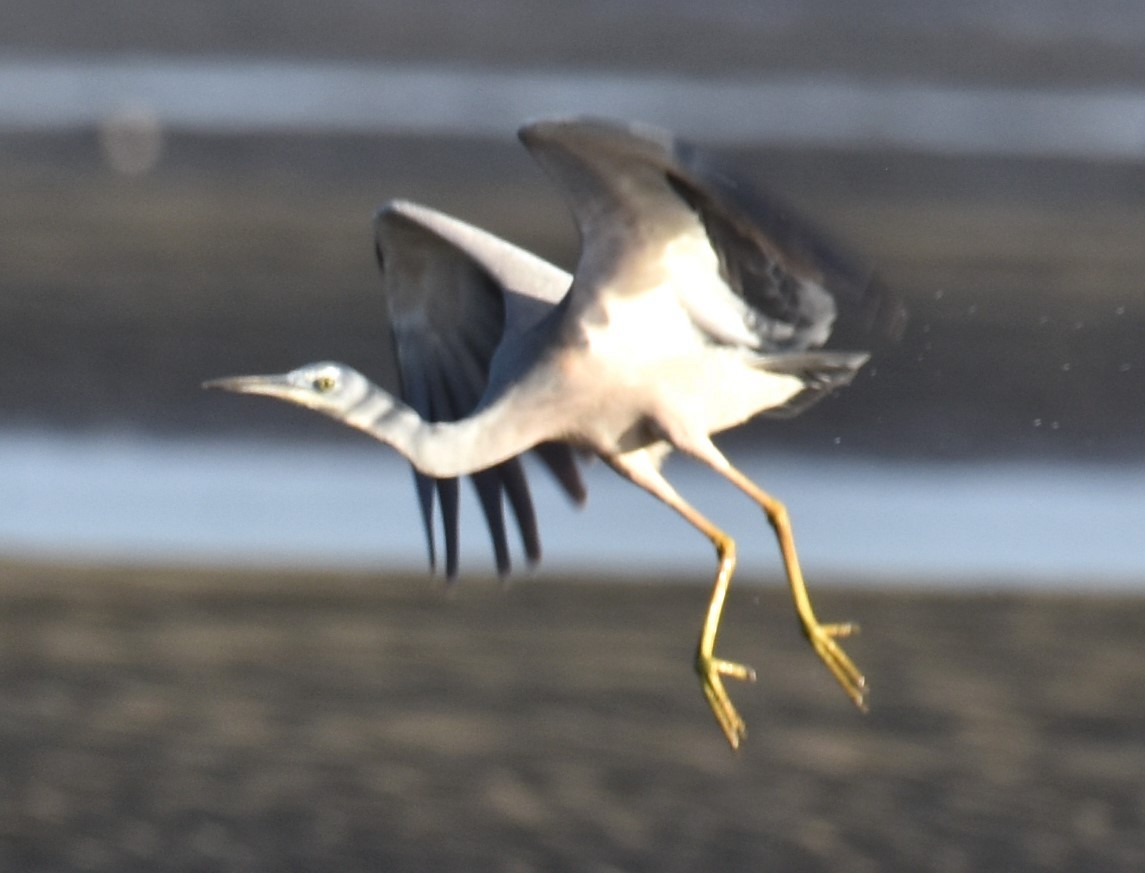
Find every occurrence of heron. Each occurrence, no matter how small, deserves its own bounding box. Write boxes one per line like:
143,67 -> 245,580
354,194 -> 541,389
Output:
206,117 -> 885,748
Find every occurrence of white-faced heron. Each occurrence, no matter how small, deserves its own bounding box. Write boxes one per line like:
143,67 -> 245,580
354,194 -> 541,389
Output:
207,117 -> 885,748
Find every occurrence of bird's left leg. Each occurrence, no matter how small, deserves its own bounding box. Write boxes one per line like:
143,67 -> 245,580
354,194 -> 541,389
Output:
680,439 -> 868,712
604,449 -> 756,749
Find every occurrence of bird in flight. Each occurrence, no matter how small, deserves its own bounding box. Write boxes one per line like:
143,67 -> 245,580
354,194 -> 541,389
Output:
207,117 -> 885,748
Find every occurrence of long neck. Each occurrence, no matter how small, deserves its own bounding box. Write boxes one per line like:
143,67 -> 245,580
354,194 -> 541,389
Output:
339,383 -> 536,479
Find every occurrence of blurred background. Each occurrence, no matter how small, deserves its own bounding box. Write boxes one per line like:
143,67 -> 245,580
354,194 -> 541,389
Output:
3,0 -> 1145,583
3,3 -> 1145,873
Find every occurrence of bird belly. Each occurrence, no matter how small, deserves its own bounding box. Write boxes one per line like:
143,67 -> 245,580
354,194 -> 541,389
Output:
553,337 -> 801,456
642,349 -> 806,439
551,280 -> 800,452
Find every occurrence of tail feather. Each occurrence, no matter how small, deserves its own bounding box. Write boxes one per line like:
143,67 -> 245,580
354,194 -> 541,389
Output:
753,351 -> 869,419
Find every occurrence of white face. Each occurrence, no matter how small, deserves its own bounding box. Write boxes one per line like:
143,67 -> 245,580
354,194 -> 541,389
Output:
290,361 -> 345,394
206,361 -> 372,418
279,361 -> 371,414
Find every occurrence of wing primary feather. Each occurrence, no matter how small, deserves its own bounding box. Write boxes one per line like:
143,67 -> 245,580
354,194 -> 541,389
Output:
437,476 -> 462,580
427,342 -> 517,572
395,343 -> 466,579
519,118 -> 897,353
420,358 -> 469,580
410,468 -> 438,573
395,350 -> 443,572
377,199 -> 587,576
671,140 -> 871,297
671,138 -> 905,343
470,468 -> 512,575
496,458 -> 543,566
533,442 -> 587,505
664,170 -> 836,351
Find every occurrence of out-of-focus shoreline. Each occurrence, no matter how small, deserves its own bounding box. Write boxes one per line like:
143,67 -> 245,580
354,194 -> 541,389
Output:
2,559 -> 1144,871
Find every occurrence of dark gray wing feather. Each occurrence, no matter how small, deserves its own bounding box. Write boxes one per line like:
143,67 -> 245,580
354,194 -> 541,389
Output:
520,117 -> 897,353
663,170 -> 837,351
375,201 -> 585,578
387,201 -> 585,514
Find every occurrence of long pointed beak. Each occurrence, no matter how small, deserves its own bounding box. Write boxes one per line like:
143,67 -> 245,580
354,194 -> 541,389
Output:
202,373 -> 292,397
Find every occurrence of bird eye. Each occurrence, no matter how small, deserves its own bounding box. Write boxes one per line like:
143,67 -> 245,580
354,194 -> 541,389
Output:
312,374 -> 337,392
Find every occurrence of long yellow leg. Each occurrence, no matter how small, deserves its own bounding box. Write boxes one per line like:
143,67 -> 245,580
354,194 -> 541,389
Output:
693,523 -> 757,748
605,451 -> 756,748
697,446 -> 868,711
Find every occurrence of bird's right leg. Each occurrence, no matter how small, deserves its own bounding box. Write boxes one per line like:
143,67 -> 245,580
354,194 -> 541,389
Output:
679,439 -> 868,712
604,450 -> 756,749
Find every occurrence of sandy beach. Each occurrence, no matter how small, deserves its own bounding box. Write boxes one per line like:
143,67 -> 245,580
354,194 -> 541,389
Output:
0,561 -> 1142,871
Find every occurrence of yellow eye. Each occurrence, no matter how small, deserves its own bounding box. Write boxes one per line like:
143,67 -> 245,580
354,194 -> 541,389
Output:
313,375 -> 337,392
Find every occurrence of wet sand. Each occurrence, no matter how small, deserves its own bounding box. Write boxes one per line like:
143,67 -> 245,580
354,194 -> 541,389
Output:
1,561 -> 1142,871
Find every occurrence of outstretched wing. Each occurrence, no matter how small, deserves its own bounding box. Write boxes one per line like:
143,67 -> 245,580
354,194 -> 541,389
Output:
374,201 -> 585,578
518,117 -> 897,353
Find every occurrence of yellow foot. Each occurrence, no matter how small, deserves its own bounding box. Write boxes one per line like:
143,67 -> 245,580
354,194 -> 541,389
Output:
696,654 -> 757,749
803,618 -> 868,711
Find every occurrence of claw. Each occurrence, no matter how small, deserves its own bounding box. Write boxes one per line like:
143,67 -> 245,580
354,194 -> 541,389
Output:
712,657 -> 757,683
697,653 -> 756,749
803,619 -> 868,712
820,621 -> 860,638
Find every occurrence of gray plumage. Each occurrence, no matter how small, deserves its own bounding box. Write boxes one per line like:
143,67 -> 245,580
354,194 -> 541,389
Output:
206,117 -> 885,748
371,201 -> 585,577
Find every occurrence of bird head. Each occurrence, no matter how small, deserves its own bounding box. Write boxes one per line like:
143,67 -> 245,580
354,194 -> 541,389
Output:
204,361 -> 375,420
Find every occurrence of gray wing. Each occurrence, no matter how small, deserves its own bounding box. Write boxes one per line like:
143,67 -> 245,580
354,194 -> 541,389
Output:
519,117 -> 892,353
374,201 -> 585,578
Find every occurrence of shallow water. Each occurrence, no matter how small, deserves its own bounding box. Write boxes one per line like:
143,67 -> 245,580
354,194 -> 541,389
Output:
2,430 -> 1142,588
